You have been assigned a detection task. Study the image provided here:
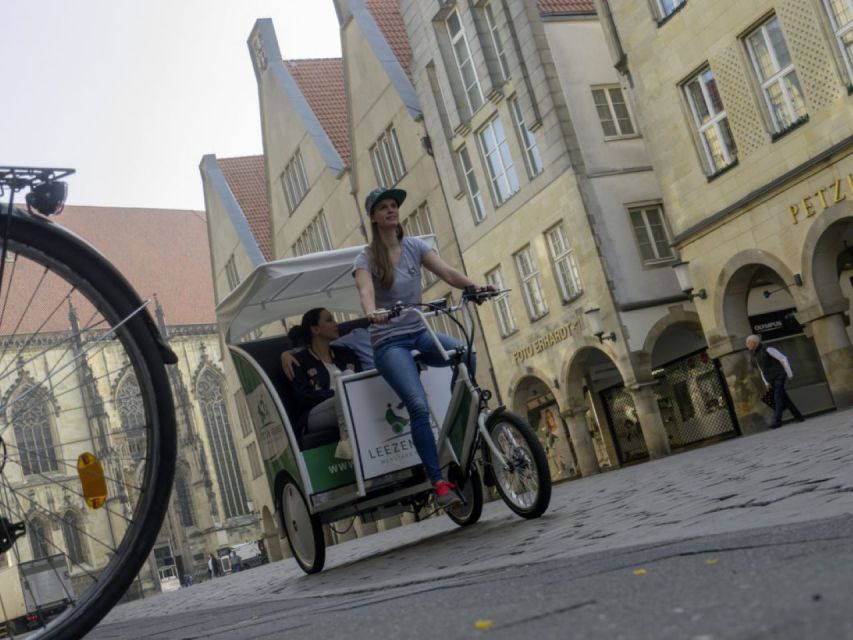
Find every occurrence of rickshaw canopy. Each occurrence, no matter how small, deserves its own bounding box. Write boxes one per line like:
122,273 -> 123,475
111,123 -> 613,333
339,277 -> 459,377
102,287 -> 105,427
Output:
215,236 -> 436,344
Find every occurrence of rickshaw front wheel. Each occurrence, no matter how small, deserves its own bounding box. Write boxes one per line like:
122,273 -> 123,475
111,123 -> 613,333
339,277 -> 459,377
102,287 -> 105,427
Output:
446,466 -> 484,526
280,478 -> 326,574
484,411 -> 552,519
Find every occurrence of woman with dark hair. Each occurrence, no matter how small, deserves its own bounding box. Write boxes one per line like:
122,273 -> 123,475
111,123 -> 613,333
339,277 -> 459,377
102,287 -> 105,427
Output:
286,308 -> 361,447
353,187 -> 493,508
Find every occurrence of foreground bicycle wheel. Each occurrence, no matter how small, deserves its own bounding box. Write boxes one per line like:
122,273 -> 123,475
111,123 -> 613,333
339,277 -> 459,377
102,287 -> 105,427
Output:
280,476 -> 325,574
0,209 -> 176,639
485,411 -> 551,519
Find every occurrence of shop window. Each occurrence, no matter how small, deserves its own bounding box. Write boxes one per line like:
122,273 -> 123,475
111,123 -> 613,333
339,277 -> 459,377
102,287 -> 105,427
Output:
478,116 -> 520,205
458,145 -> 487,222
591,85 -> 636,138
486,267 -> 517,336
446,8 -> 484,114
744,16 -> 808,133
509,97 -> 543,178
280,149 -> 309,213
370,125 -> 406,187
683,67 -> 738,174
822,0 -> 853,81
514,245 -> 548,320
628,204 -> 675,265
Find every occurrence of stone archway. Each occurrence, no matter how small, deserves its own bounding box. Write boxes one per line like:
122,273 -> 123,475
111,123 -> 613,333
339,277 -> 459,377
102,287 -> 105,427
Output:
717,256 -> 833,433
512,375 -> 576,482
801,212 -> 853,407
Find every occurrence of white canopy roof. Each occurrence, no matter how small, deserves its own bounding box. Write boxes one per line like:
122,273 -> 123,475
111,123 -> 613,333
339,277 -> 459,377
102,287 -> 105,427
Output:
216,237 -> 436,344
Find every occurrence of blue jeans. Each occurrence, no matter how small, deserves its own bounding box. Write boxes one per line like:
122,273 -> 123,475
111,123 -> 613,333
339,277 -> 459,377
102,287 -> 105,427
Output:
767,376 -> 803,428
373,330 -> 475,484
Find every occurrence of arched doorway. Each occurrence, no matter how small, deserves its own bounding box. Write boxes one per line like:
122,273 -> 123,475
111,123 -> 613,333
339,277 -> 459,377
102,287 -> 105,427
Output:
566,348 -> 640,467
648,322 -> 739,449
512,375 -> 576,481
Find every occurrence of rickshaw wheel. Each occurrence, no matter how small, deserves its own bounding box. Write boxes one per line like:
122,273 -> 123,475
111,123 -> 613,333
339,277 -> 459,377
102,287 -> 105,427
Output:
485,411 -> 552,519
280,477 -> 326,574
446,466 -> 484,526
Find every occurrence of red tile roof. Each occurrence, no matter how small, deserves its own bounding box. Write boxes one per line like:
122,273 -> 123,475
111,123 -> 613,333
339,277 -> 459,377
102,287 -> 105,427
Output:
365,0 -> 412,79
1,206 -> 215,336
537,0 -> 596,14
218,155 -> 273,261
285,58 -> 351,167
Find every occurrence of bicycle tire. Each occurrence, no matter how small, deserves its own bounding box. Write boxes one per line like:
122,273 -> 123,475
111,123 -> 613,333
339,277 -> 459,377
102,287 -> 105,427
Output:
0,210 -> 176,639
446,466 -> 483,526
279,476 -> 325,574
484,411 -> 551,519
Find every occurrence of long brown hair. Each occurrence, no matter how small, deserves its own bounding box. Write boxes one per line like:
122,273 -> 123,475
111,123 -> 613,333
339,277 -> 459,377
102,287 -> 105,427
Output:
368,220 -> 404,289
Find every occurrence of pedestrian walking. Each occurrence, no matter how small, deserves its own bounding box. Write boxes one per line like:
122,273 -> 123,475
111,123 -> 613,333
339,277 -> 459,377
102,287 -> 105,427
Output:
746,334 -> 805,429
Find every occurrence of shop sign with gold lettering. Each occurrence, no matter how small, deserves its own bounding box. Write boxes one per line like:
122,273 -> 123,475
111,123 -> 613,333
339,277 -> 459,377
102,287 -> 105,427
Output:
788,174 -> 852,224
512,321 -> 580,364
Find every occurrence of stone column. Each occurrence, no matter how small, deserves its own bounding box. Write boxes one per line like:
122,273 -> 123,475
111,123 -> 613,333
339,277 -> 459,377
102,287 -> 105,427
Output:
810,313 -> 853,409
716,349 -> 768,434
628,384 -> 671,459
562,407 -> 600,477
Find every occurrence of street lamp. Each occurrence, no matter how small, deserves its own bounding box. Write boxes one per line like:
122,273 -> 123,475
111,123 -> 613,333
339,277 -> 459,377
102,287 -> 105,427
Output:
672,261 -> 707,300
584,307 -> 616,343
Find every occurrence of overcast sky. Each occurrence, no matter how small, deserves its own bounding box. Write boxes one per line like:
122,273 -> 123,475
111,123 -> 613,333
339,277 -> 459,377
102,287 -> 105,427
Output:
1,0 -> 341,210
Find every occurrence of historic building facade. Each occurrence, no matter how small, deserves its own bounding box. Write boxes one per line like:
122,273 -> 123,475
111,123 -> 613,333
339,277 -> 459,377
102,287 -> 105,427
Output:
1,206 -> 260,601
596,0 -> 853,430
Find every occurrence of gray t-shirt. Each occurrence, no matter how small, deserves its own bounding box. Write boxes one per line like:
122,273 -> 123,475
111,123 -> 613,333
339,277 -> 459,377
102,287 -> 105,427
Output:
353,236 -> 433,346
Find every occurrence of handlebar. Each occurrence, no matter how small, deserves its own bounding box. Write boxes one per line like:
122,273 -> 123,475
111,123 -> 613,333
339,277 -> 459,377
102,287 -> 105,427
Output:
368,287 -> 508,322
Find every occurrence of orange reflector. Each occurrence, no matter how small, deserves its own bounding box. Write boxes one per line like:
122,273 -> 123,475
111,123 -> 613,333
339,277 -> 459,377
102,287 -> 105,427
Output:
77,452 -> 108,510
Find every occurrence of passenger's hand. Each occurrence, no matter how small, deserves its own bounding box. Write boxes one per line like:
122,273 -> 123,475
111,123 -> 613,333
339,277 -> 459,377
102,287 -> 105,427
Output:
368,309 -> 391,325
281,351 -> 300,380
765,383 -> 772,391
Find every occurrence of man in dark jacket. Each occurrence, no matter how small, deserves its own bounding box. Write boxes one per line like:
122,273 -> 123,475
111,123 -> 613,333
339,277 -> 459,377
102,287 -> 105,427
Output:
746,334 -> 805,429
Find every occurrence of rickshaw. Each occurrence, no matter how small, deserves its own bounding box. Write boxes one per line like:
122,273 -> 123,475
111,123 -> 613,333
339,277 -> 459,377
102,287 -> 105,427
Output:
215,239 -> 552,574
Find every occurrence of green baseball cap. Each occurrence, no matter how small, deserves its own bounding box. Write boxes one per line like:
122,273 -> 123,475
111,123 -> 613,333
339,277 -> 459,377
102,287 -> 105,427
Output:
364,187 -> 406,216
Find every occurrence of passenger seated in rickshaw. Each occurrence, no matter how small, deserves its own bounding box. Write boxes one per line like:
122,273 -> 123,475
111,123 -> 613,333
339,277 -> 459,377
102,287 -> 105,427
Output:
286,308 -> 362,454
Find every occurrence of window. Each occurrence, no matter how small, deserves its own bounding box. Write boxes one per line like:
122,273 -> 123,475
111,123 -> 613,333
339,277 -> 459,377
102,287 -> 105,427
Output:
484,2 -> 510,81
402,203 -> 438,287
293,210 -> 332,256
447,9 -> 484,113
478,117 -> 520,205
28,518 -> 50,560
545,225 -> 583,302
592,86 -> 636,138
429,294 -> 465,342
684,68 -> 738,173
11,385 -> 58,476
197,368 -> 249,519
224,255 -> 239,291
745,16 -> 807,132
656,0 -> 686,20
822,0 -> 853,79
458,146 -> 486,222
509,98 -> 543,178
247,442 -> 263,479
629,205 -> 675,264
116,373 -> 147,459
62,512 -> 87,565
234,390 -> 252,438
486,268 -> 517,336
175,474 -> 195,528
280,149 -> 309,213
514,246 -> 548,320
370,125 -> 406,187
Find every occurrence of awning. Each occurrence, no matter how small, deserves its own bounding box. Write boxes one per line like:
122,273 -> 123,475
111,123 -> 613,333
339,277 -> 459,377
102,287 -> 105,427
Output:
215,236 -> 436,344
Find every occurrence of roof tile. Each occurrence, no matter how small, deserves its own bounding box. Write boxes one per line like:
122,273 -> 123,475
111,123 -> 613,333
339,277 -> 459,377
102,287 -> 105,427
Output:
218,155 -> 273,261
365,0 -> 412,79
286,58 -> 350,167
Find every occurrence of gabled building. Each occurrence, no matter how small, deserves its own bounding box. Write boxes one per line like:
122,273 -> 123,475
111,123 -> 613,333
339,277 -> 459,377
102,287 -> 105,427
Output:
595,0 -> 853,427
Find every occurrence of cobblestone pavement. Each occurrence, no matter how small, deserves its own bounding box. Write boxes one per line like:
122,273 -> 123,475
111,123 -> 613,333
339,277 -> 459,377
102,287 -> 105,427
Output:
99,408 -> 853,626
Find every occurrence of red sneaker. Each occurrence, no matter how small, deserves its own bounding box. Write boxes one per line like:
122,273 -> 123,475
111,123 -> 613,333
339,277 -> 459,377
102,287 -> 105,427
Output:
434,480 -> 461,508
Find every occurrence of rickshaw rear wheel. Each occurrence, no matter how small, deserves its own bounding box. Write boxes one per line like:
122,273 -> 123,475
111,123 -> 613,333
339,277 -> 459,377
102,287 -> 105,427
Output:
446,466 -> 484,526
280,477 -> 325,574
484,411 -> 551,519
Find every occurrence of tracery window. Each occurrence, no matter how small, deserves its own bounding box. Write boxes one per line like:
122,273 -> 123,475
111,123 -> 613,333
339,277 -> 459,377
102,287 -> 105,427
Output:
62,511 -> 87,565
11,385 -> 58,476
175,474 -> 196,528
116,373 -> 146,459
29,517 -> 51,560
